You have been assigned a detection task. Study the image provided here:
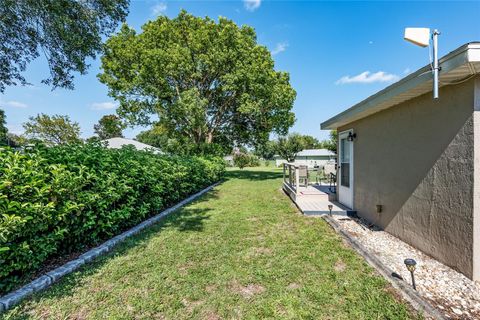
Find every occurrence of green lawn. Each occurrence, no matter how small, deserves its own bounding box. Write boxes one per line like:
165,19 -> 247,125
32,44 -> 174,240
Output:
2,167 -> 418,319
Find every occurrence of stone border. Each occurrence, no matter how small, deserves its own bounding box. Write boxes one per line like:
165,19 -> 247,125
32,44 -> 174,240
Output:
0,182 -> 221,313
322,215 -> 446,320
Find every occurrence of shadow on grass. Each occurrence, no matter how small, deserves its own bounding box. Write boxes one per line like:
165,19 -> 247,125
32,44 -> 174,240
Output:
9,190 -> 219,313
226,169 -> 283,181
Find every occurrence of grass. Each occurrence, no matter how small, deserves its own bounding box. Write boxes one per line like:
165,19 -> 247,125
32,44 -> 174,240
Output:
2,167 -> 418,319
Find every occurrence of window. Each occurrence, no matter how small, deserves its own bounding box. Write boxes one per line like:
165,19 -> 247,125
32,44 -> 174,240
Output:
340,138 -> 351,187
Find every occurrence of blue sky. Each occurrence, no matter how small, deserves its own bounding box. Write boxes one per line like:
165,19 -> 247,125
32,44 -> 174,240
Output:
1,1 -> 479,140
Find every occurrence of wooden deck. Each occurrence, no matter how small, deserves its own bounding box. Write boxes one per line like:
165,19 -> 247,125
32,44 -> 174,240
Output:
281,162 -> 355,216
283,184 -> 354,216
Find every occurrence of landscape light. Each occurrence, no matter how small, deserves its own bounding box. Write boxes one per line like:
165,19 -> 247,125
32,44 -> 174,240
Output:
328,204 -> 333,216
404,258 -> 417,290
404,27 -> 441,99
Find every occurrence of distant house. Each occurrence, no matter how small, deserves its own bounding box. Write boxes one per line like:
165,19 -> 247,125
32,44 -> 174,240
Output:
321,42 -> 480,281
102,137 -> 162,154
274,149 -> 335,168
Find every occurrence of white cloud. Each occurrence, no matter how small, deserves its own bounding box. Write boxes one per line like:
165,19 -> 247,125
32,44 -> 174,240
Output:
244,0 -> 261,11
151,2 -> 167,16
272,42 -> 288,55
335,71 -> 400,85
403,67 -> 412,75
2,100 -> 28,108
90,101 -> 118,110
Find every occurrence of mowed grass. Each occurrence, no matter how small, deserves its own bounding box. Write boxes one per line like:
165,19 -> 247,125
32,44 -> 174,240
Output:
2,167 -> 418,319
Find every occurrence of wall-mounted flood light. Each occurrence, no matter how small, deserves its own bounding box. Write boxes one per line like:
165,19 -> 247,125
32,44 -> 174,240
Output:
404,27 -> 440,99
404,258 -> 417,290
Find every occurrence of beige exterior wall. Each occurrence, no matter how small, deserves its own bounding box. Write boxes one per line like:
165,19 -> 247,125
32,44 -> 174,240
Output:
338,78 -> 477,279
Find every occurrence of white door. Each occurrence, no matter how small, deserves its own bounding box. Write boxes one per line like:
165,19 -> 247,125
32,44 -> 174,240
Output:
338,130 -> 354,209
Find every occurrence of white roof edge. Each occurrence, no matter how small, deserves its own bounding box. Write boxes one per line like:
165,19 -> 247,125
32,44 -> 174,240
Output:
321,42 -> 480,130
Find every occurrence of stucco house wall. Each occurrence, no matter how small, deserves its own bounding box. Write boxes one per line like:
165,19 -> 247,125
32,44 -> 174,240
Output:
338,77 -> 478,279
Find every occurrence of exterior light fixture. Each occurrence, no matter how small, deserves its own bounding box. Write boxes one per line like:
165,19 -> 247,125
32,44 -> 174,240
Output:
404,258 -> 417,290
328,204 -> 333,216
347,132 -> 356,142
404,27 -> 440,99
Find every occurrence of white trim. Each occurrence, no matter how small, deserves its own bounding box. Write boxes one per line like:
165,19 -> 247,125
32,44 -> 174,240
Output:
338,129 -> 354,209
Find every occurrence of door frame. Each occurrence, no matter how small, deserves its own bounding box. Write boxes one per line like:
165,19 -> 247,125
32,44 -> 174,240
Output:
338,129 -> 354,209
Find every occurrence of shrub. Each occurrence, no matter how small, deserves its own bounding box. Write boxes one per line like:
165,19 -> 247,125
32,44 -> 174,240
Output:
0,143 -> 224,293
233,152 -> 259,169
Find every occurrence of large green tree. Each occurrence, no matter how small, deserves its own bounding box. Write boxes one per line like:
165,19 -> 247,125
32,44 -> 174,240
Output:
99,11 -> 296,151
299,135 -> 321,149
275,133 -> 306,162
94,114 -> 125,140
23,114 -> 81,145
254,140 -> 277,160
0,0 -> 129,92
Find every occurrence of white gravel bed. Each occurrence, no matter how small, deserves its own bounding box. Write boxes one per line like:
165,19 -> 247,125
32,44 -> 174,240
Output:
329,214 -> 480,319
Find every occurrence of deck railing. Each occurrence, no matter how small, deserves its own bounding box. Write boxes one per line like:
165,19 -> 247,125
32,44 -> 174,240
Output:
283,162 -> 301,195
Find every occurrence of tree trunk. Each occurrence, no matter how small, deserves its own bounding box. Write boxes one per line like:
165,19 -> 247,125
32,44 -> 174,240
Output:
206,131 -> 213,143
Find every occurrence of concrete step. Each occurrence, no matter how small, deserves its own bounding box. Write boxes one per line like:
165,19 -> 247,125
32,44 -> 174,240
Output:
296,199 -> 356,217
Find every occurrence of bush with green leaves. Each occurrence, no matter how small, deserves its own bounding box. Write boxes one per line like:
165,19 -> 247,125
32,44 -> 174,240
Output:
233,153 -> 259,169
0,143 -> 224,293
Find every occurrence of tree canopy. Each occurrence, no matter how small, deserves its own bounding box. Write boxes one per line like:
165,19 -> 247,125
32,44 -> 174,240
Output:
275,133 -> 306,162
99,11 -> 296,152
94,114 -> 125,140
23,114 -> 81,145
0,0 -> 129,92
0,109 -> 7,145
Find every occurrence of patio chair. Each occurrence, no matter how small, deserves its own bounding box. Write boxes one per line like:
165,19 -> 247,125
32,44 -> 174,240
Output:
311,165 -> 324,185
298,165 -> 308,187
329,172 -> 336,193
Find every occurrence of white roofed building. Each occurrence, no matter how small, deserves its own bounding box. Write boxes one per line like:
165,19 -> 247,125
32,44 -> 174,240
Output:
274,148 -> 335,168
102,137 -> 162,154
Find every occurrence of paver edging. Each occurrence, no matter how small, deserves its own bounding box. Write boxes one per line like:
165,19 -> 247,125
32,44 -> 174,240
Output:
0,181 -> 221,313
322,215 -> 446,320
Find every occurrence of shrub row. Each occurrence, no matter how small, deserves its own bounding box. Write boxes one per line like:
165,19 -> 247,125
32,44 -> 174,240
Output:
0,143 -> 224,293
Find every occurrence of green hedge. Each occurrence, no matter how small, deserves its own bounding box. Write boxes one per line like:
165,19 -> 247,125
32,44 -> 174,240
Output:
0,143 -> 224,293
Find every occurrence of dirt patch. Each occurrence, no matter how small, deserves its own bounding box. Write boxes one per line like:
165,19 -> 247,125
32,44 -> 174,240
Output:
178,262 -> 194,275
203,311 -> 222,320
181,298 -> 204,313
251,247 -> 273,256
334,259 -> 346,272
67,307 -> 90,320
286,282 -> 301,290
205,284 -> 218,293
230,281 -> 265,299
